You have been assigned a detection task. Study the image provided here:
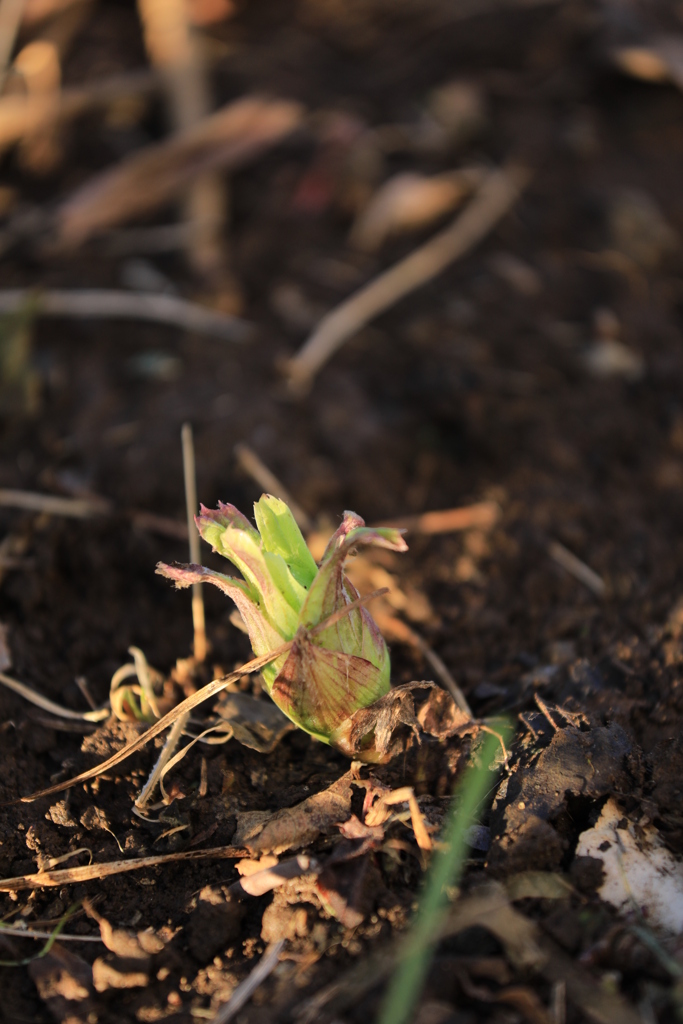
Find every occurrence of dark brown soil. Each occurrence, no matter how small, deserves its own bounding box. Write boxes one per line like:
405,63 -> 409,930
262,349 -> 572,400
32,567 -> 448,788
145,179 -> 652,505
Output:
2,1 -> 683,1022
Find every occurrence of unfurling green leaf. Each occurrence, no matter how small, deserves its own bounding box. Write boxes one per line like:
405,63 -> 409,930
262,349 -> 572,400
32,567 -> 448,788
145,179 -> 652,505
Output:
157,496 -> 407,747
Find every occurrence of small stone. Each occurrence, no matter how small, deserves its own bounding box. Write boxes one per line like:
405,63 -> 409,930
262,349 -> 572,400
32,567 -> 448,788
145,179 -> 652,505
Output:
47,800 -> 78,827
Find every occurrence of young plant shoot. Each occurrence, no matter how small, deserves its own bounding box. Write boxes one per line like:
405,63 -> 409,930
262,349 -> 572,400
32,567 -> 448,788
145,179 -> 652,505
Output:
157,496 -> 407,755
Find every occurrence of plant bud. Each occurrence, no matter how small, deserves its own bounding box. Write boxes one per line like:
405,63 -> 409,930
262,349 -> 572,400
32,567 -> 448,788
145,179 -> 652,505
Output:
157,495 -> 407,745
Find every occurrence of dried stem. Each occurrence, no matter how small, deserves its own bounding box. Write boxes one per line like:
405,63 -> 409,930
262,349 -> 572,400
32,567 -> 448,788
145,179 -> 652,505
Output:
134,713 -> 188,813
377,501 -> 499,535
134,423 -> 206,812
54,95 -> 303,248
548,540 -> 606,598
182,423 -> 206,662
0,670 -> 109,722
0,289 -> 250,341
0,486 -> 111,517
286,164 -> 530,390
0,845 -> 249,892
136,0 -> 226,279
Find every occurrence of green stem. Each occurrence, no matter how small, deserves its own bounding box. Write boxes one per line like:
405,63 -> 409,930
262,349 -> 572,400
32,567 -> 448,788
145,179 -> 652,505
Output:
377,729 -> 508,1024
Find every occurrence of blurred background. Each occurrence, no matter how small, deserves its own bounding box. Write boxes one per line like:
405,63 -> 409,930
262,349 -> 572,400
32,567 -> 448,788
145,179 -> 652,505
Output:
0,0 -> 682,743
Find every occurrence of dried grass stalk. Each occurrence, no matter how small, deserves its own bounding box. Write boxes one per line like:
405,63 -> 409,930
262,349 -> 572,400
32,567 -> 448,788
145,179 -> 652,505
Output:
56,95 -> 303,247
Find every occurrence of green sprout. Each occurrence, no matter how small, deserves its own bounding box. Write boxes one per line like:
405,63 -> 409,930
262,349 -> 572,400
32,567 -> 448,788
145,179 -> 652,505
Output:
157,496 -> 407,751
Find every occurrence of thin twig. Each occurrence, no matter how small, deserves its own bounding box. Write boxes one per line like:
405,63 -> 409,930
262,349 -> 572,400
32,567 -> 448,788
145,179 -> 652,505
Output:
377,501 -> 500,535
548,540 -> 606,598
0,289 -> 250,342
235,442 -> 312,532
133,424 -> 207,811
0,670 -> 109,722
136,0 -> 226,279
286,164 -> 530,389
134,714 -> 189,813
0,925 -> 102,942
56,95 -> 303,247
210,939 -> 285,1024
0,487 -> 111,517
0,488 -> 190,537
74,676 -> 97,710
182,423 -> 206,662
129,509 -> 188,539
0,845 -> 249,892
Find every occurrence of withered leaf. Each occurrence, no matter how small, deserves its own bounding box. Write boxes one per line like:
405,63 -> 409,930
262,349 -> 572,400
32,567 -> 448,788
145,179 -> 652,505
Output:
332,681 -> 435,761
57,96 -> 303,247
233,766 -> 360,855
214,690 -> 295,753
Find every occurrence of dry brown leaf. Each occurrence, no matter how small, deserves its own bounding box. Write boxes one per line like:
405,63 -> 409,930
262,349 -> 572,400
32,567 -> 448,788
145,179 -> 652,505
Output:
56,95 -> 304,247
233,766 -> 361,855
444,883 -> 546,973
332,681 -> 427,760
213,690 -> 295,753
416,685 -> 471,738
334,680 -> 474,760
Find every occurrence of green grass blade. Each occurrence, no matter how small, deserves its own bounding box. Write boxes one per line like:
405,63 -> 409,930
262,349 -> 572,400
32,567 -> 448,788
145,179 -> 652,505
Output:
0,902 -> 79,967
377,728 -> 509,1024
